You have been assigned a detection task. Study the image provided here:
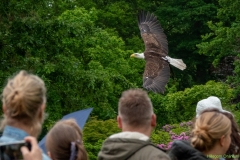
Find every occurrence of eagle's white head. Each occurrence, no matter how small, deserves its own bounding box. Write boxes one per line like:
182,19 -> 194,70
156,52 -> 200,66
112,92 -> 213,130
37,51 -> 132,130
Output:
130,53 -> 145,59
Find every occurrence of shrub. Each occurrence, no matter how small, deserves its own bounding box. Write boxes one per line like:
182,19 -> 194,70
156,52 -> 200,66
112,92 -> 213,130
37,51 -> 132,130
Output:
83,118 -> 121,159
150,80 -> 234,127
155,121 -> 192,150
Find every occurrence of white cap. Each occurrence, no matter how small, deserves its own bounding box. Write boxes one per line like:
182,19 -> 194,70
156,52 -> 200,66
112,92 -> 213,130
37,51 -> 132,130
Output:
196,96 -> 231,117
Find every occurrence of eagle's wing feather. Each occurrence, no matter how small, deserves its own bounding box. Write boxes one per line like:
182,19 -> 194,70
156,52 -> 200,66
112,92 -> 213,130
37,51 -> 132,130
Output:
138,11 -> 170,94
136,11 -> 185,94
138,11 -> 168,55
143,57 -> 170,94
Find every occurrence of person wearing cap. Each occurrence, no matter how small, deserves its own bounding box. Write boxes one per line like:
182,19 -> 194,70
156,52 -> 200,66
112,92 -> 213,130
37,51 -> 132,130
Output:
196,96 -> 231,118
196,96 -> 240,160
169,108 -> 232,160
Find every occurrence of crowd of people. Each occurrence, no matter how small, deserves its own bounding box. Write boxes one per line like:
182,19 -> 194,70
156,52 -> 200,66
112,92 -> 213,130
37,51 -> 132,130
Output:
0,70 -> 240,160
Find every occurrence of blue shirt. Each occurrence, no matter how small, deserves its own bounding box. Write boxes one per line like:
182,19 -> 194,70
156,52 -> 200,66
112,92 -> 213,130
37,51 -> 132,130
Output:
0,125 -> 50,160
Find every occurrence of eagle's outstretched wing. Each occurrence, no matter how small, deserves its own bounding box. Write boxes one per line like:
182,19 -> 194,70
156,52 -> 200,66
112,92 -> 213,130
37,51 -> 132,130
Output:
138,11 -> 168,56
143,57 -> 170,94
138,11 -> 170,94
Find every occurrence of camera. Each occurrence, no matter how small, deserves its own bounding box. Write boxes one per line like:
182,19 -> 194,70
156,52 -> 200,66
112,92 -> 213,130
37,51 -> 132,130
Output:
0,140 -> 31,160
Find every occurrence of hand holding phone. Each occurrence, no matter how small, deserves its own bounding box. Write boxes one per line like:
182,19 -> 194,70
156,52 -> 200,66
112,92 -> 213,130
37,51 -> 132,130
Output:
0,139 -> 31,160
21,136 -> 42,160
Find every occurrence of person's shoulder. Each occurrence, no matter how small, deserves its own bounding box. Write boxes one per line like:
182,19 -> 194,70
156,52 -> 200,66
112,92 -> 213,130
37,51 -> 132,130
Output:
139,144 -> 171,160
168,140 -> 210,160
42,153 -> 51,160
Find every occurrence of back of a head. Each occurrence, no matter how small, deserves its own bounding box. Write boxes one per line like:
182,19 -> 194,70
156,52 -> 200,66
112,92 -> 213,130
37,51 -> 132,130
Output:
191,110 -> 231,152
1,70 -> 46,135
118,88 -> 153,128
222,112 -> 240,156
46,119 -> 88,160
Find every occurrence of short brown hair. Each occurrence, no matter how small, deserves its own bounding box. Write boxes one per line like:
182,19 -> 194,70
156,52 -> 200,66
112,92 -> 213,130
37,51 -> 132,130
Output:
191,110 -> 231,152
46,119 -> 88,160
118,88 -> 153,127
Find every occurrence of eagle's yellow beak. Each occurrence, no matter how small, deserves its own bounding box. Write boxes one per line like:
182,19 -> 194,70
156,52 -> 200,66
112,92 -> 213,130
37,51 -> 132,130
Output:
130,54 -> 135,58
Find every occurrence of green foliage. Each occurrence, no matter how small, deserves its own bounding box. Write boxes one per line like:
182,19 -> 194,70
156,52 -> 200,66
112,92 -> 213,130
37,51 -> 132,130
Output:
83,118 -> 121,160
84,139 -> 104,160
151,130 -> 171,145
150,80 -> 233,127
83,118 -> 120,143
171,124 -> 191,135
0,2 -> 141,137
197,0 -> 240,99
146,0 -> 220,88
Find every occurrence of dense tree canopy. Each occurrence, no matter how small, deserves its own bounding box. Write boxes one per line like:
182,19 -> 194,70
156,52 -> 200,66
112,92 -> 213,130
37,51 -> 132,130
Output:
197,0 -> 240,97
0,3 -> 141,132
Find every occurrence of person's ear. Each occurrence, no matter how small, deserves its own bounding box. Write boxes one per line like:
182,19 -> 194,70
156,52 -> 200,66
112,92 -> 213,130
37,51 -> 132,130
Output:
48,151 -> 53,159
219,135 -> 225,146
38,104 -> 46,119
2,105 -> 6,114
41,104 -> 46,112
151,114 -> 156,127
117,116 -> 122,129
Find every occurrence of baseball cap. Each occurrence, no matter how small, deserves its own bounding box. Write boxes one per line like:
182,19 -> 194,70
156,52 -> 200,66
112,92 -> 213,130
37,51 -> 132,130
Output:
196,96 -> 231,117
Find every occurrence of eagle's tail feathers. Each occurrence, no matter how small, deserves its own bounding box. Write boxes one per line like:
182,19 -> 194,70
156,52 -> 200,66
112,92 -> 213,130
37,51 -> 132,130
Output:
163,56 -> 186,71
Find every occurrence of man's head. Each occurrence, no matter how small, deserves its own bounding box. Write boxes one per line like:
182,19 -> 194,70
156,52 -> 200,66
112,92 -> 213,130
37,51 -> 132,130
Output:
117,88 -> 156,133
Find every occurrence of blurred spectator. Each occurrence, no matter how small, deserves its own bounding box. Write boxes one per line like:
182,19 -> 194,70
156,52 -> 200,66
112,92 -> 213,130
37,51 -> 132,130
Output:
46,119 -> 88,160
169,109 -> 231,160
0,70 -> 50,160
98,88 -> 170,160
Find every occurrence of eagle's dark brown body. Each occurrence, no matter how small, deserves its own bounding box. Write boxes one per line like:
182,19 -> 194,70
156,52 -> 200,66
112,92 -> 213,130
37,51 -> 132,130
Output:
138,11 -> 170,94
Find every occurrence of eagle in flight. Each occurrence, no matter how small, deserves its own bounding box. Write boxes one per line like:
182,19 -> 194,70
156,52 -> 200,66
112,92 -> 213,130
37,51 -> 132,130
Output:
131,11 -> 186,94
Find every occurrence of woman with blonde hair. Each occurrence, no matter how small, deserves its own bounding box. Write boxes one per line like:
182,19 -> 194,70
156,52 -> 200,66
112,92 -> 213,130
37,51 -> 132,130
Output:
196,96 -> 240,160
0,70 -> 50,160
169,109 -> 232,160
46,119 -> 88,160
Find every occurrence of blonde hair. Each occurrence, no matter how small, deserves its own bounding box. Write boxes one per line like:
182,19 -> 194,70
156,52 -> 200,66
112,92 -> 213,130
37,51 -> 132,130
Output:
1,70 -> 46,136
191,111 -> 231,152
118,88 -> 153,127
46,119 -> 88,160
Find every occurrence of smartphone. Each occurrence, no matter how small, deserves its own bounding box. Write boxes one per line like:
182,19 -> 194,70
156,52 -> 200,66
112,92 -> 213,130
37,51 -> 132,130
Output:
0,140 -> 31,160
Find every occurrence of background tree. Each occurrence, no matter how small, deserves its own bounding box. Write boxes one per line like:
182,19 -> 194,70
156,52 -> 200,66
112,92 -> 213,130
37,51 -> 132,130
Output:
197,0 -> 240,102
0,2 -> 140,135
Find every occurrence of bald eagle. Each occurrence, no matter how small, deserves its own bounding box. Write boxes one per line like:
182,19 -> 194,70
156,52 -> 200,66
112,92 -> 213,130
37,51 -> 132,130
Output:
131,11 -> 186,94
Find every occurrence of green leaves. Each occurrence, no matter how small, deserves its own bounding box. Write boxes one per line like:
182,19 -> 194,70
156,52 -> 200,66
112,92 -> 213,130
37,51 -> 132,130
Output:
197,0 -> 240,101
151,80 -> 233,127
83,118 -> 120,159
0,3 -> 142,134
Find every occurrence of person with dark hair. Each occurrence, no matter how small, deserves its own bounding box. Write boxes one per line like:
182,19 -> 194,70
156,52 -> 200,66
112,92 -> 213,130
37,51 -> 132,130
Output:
0,70 -> 50,160
45,119 -> 88,160
98,88 -> 170,160
169,109 -> 232,160
219,112 -> 240,160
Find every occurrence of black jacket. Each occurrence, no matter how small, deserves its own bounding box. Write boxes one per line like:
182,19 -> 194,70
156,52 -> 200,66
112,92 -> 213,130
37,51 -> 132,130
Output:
168,140 -> 211,160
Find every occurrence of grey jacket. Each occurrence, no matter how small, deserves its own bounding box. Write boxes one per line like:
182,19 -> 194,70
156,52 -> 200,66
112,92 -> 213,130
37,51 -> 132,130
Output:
98,132 -> 171,160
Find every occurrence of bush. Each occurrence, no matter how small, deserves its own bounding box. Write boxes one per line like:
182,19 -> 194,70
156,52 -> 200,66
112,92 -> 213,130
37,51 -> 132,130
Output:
84,139 -> 104,160
152,121 -> 192,150
83,118 -> 121,160
150,80 -> 234,127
